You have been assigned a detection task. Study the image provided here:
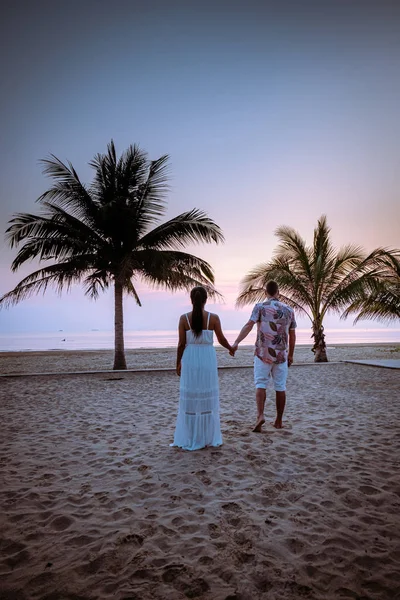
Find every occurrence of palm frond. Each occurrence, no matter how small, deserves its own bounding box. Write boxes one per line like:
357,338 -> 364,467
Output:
341,248 -> 400,324
322,247 -> 394,315
41,202 -> 106,246
274,224 -> 313,280
125,279 -> 142,306
312,215 -> 337,308
344,289 -> 400,324
236,258 -> 313,319
6,206 -> 107,272
132,249 -> 222,300
138,209 -> 225,249
88,140 -> 119,206
116,144 -> 148,198
5,212 -> 56,248
133,154 -> 171,232
10,238 -> 85,271
0,261 -> 91,308
312,215 -> 333,271
83,271 -> 111,299
38,155 -> 100,226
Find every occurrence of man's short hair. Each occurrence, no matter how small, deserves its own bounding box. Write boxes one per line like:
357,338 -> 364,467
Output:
265,280 -> 279,296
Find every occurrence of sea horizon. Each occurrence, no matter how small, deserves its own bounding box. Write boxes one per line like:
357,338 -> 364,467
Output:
0,328 -> 399,352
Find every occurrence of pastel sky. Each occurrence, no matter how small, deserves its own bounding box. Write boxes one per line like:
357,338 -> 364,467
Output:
0,0 -> 399,335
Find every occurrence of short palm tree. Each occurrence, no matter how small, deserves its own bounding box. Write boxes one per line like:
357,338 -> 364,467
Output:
0,141 -> 224,369
342,250 -> 400,324
236,216 -> 396,362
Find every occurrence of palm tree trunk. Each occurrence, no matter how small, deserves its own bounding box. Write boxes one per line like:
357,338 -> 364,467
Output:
312,321 -> 328,362
113,281 -> 127,370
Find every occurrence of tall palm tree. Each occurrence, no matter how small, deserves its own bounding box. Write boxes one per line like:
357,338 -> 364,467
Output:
342,250 -> 400,324
236,216 -> 395,362
0,141 -> 224,369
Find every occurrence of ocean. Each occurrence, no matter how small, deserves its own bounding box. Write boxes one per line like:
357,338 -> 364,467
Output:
0,328 -> 399,352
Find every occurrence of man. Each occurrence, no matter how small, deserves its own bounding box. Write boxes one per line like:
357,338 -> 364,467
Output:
232,280 -> 296,432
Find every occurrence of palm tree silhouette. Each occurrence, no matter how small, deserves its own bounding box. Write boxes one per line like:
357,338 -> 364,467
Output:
343,250 -> 400,325
236,216 -> 397,362
1,141 -> 224,369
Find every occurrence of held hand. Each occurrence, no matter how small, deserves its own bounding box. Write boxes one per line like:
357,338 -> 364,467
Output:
229,343 -> 238,357
176,364 -> 181,376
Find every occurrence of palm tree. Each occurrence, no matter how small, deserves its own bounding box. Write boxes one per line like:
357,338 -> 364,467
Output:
236,215 -> 396,362
342,250 -> 400,324
0,141 -> 224,369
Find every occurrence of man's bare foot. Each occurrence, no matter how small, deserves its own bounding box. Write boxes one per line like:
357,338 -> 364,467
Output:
271,420 -> 284,429
252,417 -> 265,432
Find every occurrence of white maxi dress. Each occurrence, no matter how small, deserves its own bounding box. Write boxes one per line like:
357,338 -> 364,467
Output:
171,313 -> 223,451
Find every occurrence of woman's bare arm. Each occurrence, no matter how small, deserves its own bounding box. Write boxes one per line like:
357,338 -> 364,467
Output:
213,315 -> 233,353
176,316 -> 187,375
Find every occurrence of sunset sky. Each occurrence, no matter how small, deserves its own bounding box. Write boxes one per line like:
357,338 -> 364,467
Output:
0,0 -> 399,335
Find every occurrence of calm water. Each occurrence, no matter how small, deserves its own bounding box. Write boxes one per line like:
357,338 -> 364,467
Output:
0,328 -> 399,352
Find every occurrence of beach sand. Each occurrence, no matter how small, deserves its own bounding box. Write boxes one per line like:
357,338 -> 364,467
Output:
0,351 -> 400,599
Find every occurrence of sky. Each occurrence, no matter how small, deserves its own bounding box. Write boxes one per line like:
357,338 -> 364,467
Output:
0,0 -> 399,335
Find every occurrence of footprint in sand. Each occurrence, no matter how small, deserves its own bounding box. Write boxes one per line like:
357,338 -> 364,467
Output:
199,556 -> 213,565
184,578 -> 210,597
162,563 -> 209,597
208,523 -> 220,539
79,483 -> 92,494
235,551 -> 255,564
221,502 -> 242,514
49,515 -> 74,531
117,533 -> 144,546
233,531 -> 252,548
195,470 -> 212,485
131,568 -> 154,581
225,515 -> 241,527
359,484 -> 380,495
138,464 -> 150,473
285,537 -> 306,555
284,581 -> 313,597
162,563 -> 187,583
255,576 -> 273,593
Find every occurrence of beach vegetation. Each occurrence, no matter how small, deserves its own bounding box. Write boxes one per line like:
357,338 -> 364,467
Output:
0,141 -> 224,369
236,216 -> 399,362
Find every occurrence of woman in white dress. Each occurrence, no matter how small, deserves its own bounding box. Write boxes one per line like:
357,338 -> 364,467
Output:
171,286 -> 233,451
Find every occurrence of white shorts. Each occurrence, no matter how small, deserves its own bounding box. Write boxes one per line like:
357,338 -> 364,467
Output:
254,356 -> 288,392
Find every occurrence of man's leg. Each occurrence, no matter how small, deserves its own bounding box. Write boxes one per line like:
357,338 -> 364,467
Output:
253,388 -> 266,432
274,391 -> 286,428
272,362 -> 288,429
253,357 -> 270,432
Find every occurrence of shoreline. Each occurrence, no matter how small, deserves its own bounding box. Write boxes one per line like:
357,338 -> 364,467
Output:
1,343 -> 399,376
1,340 -> 399,353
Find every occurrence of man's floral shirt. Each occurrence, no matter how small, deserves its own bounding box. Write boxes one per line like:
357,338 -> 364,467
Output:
250,299 -> 297,364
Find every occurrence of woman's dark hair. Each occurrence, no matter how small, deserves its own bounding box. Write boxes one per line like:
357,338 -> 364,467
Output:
190,286 -> 208,337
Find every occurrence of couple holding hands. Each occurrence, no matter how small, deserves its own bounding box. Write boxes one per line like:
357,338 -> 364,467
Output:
171,281 -> 297,451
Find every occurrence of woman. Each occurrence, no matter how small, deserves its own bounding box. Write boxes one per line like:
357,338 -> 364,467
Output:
171,286 -> 233,451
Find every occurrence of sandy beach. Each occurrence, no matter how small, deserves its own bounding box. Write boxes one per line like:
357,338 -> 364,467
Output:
1,347 -> 400,599
1,342 -> 400,375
